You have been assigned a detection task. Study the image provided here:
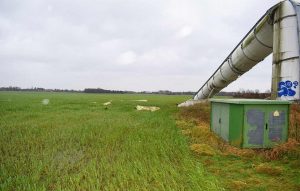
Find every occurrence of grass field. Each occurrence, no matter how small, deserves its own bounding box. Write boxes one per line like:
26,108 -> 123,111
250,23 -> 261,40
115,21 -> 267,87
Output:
2,92 -> 300,191
0,92 -> 221,190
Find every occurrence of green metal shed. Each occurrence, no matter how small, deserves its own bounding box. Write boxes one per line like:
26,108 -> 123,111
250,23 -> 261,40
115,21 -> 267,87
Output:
210,99 -> 291,148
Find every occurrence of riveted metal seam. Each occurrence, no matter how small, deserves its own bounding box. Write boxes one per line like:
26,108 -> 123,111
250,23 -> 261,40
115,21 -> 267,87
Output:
273,14 -> 297,24
202,89 -> 209,97
219,67 -> 229,82
273,56 -> 299,64
212,76 -> 222,89
228,57 -> 244,75
240,44 -> 261,62
253,28 -> 273,49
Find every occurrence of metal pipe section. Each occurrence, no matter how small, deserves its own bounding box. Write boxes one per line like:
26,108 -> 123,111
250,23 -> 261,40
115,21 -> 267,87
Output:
193,0 -> 300,102
272,0 -> 300,100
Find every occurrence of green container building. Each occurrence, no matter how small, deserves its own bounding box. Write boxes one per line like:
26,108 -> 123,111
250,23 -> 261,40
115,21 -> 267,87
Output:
210,99 -> 290,148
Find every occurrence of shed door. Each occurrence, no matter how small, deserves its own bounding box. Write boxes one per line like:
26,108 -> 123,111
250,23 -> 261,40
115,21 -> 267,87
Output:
243,105 -> 288,148
265,106 -> 288,147
244,106 -> 265,148
211,103 -> 229,141
220,104 -> 229,141
211,103 -> 222,135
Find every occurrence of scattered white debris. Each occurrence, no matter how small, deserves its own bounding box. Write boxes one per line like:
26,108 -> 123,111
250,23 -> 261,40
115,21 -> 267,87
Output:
103,101 -> 111,106
136,105 -> 160,112
42,99 -> 49,105
133,100 -> 148,102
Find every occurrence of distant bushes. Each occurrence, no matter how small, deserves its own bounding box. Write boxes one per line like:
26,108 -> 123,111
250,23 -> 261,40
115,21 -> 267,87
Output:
83,88 -> 131,94
0,86 -> 80,92
216,89 -> 271,99
232,89 -> 271,99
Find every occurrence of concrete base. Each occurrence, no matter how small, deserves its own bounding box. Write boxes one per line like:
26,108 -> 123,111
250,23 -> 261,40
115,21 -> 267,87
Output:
177,99 -> 207,107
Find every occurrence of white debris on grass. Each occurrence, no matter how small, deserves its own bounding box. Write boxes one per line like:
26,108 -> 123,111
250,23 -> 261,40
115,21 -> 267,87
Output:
42,99 -> 50,105
136,105 -> 160,112
133,100 -> 148,102
103,101 -> 112,106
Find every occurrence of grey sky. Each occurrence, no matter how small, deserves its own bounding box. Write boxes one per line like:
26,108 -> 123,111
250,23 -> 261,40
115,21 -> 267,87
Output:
0,0 -> 280,92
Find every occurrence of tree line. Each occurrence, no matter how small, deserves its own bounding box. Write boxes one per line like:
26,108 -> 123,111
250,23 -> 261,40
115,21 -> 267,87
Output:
0,86 -> 271,98
0,86 -> 195,95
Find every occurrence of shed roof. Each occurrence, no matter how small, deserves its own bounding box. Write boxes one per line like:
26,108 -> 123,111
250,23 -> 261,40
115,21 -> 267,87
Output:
209,98 -> 291,105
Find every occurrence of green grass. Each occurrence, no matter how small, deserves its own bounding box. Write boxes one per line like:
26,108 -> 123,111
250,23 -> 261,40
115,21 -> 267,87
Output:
0,92 -> 221,190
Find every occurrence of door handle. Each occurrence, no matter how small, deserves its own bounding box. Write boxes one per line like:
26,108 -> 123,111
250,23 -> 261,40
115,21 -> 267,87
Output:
265,123 -> 268,130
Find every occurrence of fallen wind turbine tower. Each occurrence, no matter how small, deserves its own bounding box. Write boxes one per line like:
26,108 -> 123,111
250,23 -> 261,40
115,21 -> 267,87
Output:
179,0 -> 300,107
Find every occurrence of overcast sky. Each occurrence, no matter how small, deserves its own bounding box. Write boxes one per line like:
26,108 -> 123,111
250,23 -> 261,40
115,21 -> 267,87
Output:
0,0 -> 280,92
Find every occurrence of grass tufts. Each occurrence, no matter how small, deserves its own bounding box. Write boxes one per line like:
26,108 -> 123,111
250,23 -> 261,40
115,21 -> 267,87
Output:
290,104 -> 300,142
228,180 -> 247,191
190,144 -> 216,156
254,163 -> 283,176
263,138 -> 300,160
177,102 -> 210,124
